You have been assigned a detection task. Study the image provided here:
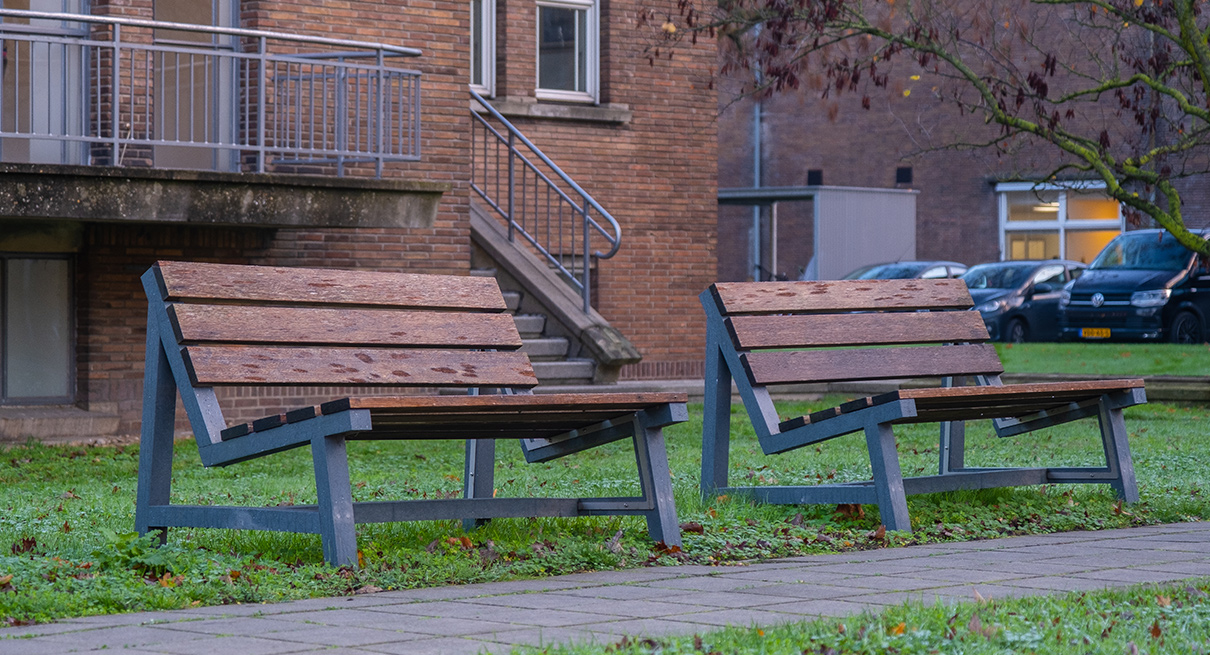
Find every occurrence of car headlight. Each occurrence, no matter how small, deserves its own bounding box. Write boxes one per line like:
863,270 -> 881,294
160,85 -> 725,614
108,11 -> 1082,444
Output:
975,300 -> 1005,314
1130,289 -> 1171,307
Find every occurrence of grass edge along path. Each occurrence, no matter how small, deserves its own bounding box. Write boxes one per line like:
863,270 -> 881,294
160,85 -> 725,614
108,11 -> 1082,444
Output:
519,578 -> 1210,654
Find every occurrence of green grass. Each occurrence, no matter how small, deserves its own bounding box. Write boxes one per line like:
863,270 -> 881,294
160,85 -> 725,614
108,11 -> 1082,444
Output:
0,397 -> 1207,625
996,342 -> 1210,377
519,579 -> 1210,654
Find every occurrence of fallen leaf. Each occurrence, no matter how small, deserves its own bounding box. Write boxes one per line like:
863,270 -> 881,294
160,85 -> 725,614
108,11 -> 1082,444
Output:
0,575 -> 12,588
835,503 -> 865,519
354,585 -> 383,595
459,536 -> 474,550
1150,620 -> 1162,639
1157,595 -> 1171,607
679,521 -> 705,535
61,521 -> 71,534
788,513 -> 804,527
357,550 -> 366,568
606,529 -> 624,554
973,587 -> 987,603
889,622 -> 905,635
61,489 -> 79,500
870,525 -> 887,541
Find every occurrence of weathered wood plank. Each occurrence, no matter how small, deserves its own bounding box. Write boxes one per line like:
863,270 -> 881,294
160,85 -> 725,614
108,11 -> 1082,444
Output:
710,279 -> 973,315
742,344 -> 1004,385
169,305 -> 523,349
182,346 -> 538,387
322,392 -> 687,414
727,311 -> 990,349
155,261 -> 507,310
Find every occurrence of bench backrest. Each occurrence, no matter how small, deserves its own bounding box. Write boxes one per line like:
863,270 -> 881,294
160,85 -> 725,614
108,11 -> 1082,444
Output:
147,260 -> 538,390
702,279 -> 1003,387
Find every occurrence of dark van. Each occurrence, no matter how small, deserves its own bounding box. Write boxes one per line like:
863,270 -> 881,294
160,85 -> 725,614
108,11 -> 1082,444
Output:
1059,229 -> 1210,344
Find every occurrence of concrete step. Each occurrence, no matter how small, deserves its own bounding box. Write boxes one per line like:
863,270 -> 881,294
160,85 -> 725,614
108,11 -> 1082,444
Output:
521,336 -> 570,361
513,314 -> 546,339
469,267 -> 497,277
532,359 -> 595,385
501,291 -> 522,313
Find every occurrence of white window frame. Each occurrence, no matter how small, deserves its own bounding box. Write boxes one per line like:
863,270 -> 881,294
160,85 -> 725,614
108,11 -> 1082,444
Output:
470,0 -> 496,96
535,0 -> 598,103
996,181 -> 1124,261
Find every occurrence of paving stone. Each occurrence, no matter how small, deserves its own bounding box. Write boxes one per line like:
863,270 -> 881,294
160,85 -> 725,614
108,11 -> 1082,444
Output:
547,585 -> 674,601
661,607 -> 811,628
760,599 -> 881,618
576,617 -> 708,639
836,575 -> 952,592
1136,561 -> 1210,576
267,608 -> 434,630
658,591 -> 785,609
732,583 -> 859,601
1000,576 -> 1132,593
149,634 -> 325,655
800,562 -> 934,576
466,594 -> 701,619
360,635 -> 505,655
366,601 -> 601,628
0,638 -> 98,655
959,559 -> 1102,576
891,567 -> 1032,584
473,625 -> 625,649
39,625 -> 207,651
267,624 -> 422,648
844,589 -> 969,607
1069,568 -> 1196,585
149,616 -> 305,636
1039,550 -> 1201,569
709,568 -> 856,585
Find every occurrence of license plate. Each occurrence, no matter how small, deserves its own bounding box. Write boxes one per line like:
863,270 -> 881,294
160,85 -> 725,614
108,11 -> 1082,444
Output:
1081,327 -> 1111,339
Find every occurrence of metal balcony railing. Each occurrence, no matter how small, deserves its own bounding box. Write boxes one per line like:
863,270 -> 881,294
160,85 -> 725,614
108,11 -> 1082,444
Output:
470,90 -> 621,313
0,9 -> 421,177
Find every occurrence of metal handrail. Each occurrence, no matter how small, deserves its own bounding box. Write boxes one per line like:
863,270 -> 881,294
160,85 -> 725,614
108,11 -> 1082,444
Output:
469,89 -> 622,312
0,9 -> 421,177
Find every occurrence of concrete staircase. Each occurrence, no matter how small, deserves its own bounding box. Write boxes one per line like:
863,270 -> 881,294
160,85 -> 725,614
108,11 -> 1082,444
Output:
472,270 -> 597,386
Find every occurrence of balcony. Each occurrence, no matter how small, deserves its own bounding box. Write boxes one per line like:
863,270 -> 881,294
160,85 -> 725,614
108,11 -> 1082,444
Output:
0,9 -> 421,177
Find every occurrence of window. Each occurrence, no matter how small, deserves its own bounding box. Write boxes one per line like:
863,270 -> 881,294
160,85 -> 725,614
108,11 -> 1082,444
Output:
1,255 -> 73,404
536,0 -> 597,102
996,183 -> 1123,263
471,0 -> 495,95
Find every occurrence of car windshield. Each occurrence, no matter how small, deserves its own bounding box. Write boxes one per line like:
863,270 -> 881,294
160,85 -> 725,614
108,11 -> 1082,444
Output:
1090,232 -> 1195,271
961,263 -> 1035,290
846,262 -> 928,279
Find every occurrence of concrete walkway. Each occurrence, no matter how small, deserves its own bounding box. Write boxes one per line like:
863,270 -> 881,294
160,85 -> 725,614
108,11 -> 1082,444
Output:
4,522 -> 1210,655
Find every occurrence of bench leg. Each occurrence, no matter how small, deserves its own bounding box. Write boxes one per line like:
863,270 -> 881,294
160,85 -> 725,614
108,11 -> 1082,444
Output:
701,339 -> 732,502
135,316 -> 177,545
938,420 -> 966,475
312,434 -> 358,567
462,439 -> 496,531
1098,398 -> 1139,503
634,419 -> 681,548
865,422 -> 911,532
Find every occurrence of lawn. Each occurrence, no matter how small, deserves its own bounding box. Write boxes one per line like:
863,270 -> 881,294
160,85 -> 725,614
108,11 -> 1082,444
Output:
996,342 -> 1210,377
0,393 -> 1206,625
521,578 -> 1210,654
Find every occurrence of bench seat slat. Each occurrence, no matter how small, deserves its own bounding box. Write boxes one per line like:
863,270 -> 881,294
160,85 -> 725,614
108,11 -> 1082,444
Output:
727,312 -> 990,349
711,279 -> 973,315
323,392 -> 687,413
170,305 -> 523,349
156,261 -> 507,310
182,345 -> 538,387
742,344 -> 1004,385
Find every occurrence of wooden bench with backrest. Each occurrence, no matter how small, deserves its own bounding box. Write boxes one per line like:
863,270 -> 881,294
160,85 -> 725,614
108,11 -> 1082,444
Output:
136,261 -> 686,566
699,279 -> 1143,531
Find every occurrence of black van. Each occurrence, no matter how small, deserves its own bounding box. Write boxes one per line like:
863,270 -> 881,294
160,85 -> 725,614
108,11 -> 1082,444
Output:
1059,229 -> 1210,344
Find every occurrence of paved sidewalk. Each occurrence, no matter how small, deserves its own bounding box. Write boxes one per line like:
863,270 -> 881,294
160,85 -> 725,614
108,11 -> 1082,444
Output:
4,522 -> 1210,655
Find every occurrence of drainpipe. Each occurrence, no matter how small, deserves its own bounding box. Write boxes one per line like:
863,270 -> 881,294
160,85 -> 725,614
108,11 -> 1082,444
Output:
751,99 -> 763,281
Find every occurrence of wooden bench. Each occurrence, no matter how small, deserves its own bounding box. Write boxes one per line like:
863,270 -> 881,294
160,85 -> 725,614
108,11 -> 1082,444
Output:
136,261 -> 686,566
699,279 -> 1143,531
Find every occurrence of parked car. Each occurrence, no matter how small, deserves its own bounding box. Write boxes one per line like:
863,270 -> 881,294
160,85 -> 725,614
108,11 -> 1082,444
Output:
842,260 -> 968,280
962,260 -> 1087,342
1059,229 -> 1210,344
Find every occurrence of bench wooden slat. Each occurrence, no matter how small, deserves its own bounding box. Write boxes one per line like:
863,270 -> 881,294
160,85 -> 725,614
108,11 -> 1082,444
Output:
169,305 -> 523,349
727,311 -> 990,349
155,261 -> 507,310
323,392 -> 687,414
742,344 -> 1004,385
182,345 -> 538,387
711,279 -> 973,315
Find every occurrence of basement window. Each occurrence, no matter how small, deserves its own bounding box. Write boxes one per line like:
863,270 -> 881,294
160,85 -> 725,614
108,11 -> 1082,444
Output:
1,255 -> 74,404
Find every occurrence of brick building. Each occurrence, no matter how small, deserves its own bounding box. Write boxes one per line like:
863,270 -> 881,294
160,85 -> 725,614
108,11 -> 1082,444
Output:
0,0 -> 717,441
717,67 -> 1210,284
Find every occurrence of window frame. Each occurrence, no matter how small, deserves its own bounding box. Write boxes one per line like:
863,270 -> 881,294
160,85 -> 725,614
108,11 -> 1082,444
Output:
0,252 -> 75,405
470,0 -> 496,96
534,0 -> 598,103
996,181 -> 1124,262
